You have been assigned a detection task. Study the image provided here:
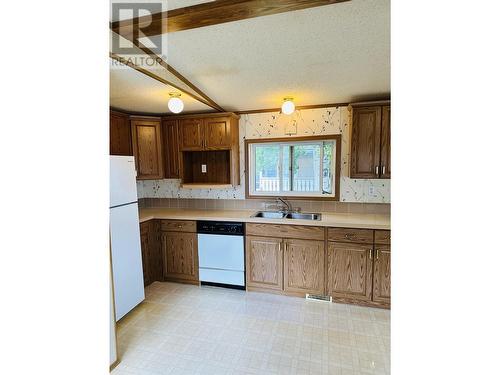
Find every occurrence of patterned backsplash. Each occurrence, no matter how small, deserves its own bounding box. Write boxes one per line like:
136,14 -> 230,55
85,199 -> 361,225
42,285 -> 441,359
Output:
137,106 -> 390,204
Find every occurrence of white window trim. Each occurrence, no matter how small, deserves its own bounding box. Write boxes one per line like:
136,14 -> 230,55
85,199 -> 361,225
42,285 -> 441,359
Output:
248,139 -> 337,198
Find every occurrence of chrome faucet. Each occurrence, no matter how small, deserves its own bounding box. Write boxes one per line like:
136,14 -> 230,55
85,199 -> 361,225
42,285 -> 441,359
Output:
276,197 -> 292,213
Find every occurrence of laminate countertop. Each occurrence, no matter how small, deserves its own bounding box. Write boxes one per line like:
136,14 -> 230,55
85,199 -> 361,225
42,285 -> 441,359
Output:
139,208 -> 390,230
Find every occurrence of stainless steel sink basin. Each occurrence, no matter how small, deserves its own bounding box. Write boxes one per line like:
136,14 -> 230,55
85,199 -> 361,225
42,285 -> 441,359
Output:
285,212 -> 322,221
252,211 -> 286,219
252,211 -> 321,221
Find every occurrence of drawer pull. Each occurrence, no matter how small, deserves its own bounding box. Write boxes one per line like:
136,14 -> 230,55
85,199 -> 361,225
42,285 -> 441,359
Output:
345,233 -> 355,239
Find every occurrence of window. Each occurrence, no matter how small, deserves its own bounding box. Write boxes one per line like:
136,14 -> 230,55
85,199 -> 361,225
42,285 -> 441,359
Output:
246,136 -> 340,199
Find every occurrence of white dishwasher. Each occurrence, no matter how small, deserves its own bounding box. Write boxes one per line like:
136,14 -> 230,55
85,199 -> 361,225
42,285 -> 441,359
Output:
197,221 -> 245,289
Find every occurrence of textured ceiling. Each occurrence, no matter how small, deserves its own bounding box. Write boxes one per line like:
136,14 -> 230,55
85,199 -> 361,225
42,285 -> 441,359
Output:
109,0 -> 390,113
110,61 -> 212,114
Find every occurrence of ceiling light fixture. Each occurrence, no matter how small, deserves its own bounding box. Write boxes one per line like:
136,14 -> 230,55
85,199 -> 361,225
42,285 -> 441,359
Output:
281,97 -> 295,115
168,93 -> 184,113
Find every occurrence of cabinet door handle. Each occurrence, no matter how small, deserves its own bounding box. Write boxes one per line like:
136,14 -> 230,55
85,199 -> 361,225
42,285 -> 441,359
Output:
382,166 -> 386,175
284,241 -> 287,253
278,242 -> 282,253
369,249 -> 373,260
376,249 -> 379,260
375,166 -> 379,175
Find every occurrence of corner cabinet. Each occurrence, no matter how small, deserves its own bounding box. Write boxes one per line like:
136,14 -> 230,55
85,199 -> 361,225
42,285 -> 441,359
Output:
131,117 -> 164,180
350,101 -> 390,179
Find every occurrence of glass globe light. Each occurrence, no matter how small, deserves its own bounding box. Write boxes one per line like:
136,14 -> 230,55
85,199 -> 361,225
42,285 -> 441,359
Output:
281,98 -> 295,115
168,96 -> 184,113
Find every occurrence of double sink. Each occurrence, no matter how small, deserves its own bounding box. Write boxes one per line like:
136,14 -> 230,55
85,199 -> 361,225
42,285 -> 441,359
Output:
252,211 -> 322,221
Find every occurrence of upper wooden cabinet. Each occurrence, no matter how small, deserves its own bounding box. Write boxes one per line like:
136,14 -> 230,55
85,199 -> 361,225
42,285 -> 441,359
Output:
205,117 -> 232,149
380,105 -> 391,178
178,114 -> 238,151
110,110 -> 132,156
179,118 -> 204,151
161,119 -> 181,179
350,101 -> 390,179
131,117 -> 164,180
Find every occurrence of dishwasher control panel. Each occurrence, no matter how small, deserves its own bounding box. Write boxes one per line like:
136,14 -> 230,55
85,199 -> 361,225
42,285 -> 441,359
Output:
197,221 -> 244,236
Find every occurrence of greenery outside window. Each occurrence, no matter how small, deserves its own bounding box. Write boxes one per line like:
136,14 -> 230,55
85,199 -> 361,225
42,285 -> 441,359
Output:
245,135 -> 341,199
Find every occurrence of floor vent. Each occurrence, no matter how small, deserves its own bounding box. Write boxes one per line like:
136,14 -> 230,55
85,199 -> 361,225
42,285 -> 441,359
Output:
306,294 -> 332,302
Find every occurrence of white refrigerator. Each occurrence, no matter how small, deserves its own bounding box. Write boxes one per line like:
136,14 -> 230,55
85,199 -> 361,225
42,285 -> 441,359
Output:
110,155 -> 145,321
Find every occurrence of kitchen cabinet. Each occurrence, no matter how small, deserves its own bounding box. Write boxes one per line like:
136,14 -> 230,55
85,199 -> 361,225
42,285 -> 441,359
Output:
110,110 -> 132,156
162,119 -> 181,178
372,244 -> 391,304
175,113 -> 240,186
327,241 -> 373,302
139,222 -> 151,286
283,239 -> 325,295
349,101 -> 390,179
179,115 -> 236,151
380,105 -> 391,178
245,223 -> 325,296
204,117 -> 232,149
246,236 -> 283,291
179,118 -> 204,151
139,220 -> 163,287
160,220 -> 198,283
326,228 -> 391,308
131,117 -> 164,180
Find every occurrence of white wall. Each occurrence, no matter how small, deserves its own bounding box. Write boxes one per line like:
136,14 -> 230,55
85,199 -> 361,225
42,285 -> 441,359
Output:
137,106 -> 390,203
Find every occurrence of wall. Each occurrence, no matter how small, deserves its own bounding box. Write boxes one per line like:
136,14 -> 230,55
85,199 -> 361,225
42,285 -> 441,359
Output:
137,106 -> 390,203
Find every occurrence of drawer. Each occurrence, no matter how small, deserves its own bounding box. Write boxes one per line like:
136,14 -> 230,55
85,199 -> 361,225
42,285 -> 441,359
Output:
375,230 -> 391,244
327,228 -> 374,244
246,223 -> 324,241
160,220 -> 196,233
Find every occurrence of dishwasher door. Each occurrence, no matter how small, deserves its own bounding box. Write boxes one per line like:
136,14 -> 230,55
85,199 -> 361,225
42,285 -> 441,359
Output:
198,234 -> 245,286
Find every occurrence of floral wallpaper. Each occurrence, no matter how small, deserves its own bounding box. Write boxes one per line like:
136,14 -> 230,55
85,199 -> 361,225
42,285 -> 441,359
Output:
137,106 -> 390,203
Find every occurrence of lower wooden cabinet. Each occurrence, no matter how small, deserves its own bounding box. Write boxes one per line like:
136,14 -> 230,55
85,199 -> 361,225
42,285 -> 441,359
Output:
246,236 -> 283,291
284,239 -> 325,295
327,242 -> 373,302
161,231 -> 198,282
140,223 -> 151,286
246,232 -> 325,297
326,228 -> 391,308
372,244 -> 391,304
139,220 -> 163,287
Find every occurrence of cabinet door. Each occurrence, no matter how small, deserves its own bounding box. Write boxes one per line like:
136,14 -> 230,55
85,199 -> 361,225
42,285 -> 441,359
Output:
350,106 -> 382,178
110,111 -> 132,156
283,239 -> 325,296
246,236 -> 283,291
162,119 -> 181,178
161,232 -> 198,281
373,245 -> 390,304
327,242 -> 373,301
131,118 -> 163,179
380,105 -> 391,179
139,222 -> 151,287
180,118 -> 204,151
204,117 -> 231,150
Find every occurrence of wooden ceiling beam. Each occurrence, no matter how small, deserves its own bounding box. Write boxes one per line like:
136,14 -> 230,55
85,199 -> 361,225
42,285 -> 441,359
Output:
109,52 -> 219,111
111,0 -> 350,39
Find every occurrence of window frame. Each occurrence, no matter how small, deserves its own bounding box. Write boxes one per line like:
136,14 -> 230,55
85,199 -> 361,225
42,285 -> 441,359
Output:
245,135 -> 342,200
